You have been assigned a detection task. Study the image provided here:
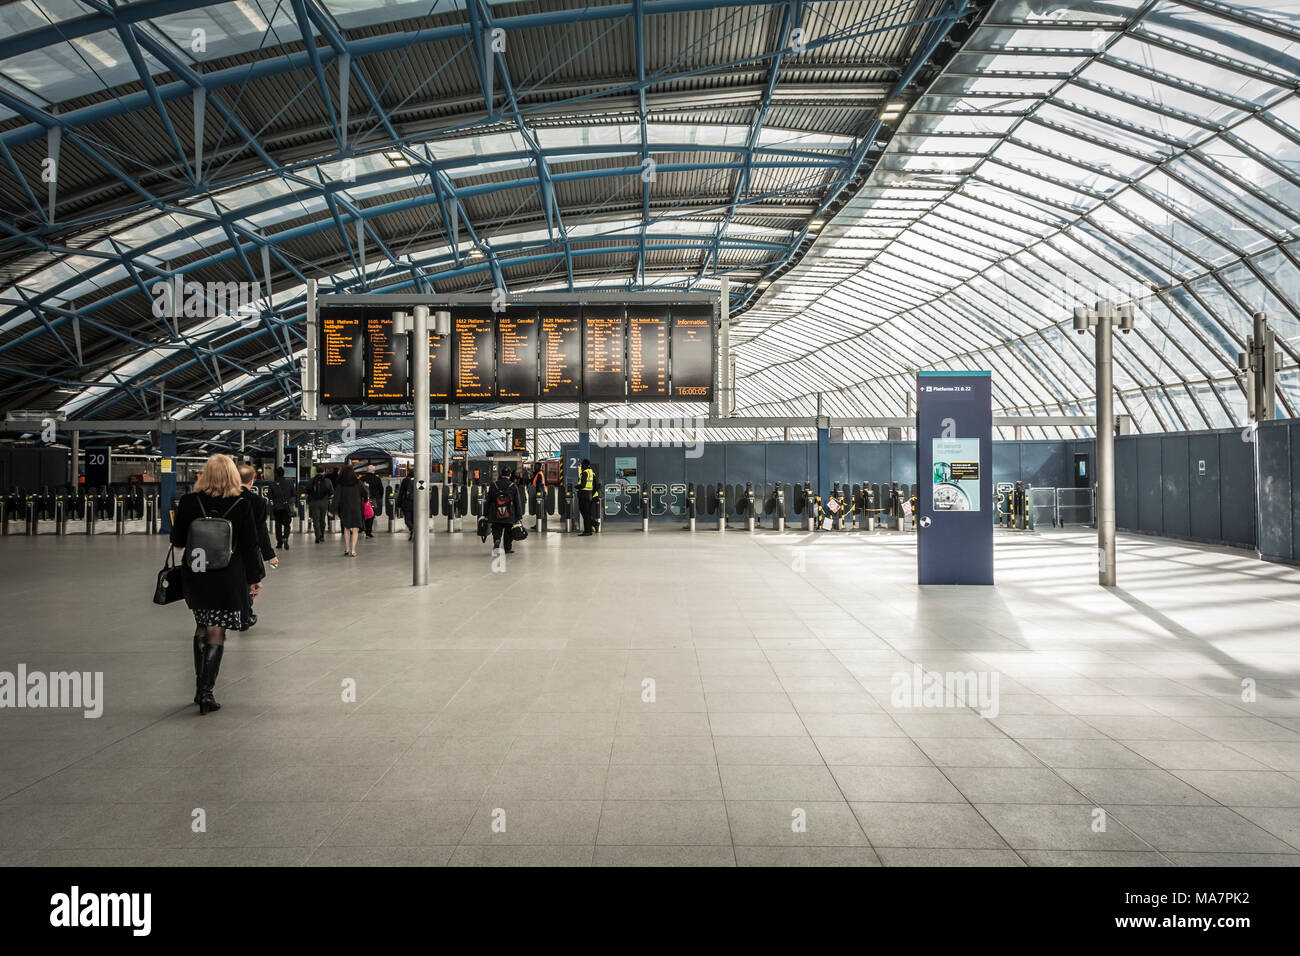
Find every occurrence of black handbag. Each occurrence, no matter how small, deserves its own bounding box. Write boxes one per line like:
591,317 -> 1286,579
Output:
510,523 -> 528,542
153,548 -> 184,606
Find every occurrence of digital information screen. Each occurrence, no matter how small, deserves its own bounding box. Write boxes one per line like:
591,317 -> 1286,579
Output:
496,309 -> 539,400
453,309 -> 495,400
627,306 -> 670,399
428,330 -> 451,401
583,306 -> 626,400
454,429 -> 468,452
365,311 -> 409,402
671,306 -> 714,401
320,307 -> 365,404
540,307 -> 581,399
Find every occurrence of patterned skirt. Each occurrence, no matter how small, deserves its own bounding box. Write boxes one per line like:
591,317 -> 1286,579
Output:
193,608 -> 245,630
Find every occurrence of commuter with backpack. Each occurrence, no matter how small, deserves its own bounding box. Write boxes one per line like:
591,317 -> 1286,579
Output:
306,468 -> 334,543
169,453 -> 265,715
485,466 -> 523,555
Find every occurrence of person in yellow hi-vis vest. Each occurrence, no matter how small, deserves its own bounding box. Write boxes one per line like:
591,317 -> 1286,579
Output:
577,459 -> 596,536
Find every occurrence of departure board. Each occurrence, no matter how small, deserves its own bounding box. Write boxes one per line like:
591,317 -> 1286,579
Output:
453,308 -> 495,400
583,306 -> 626,399
496,309 -> 539,400
671,306 -> 714,401
428,330 -> 451,401
627,306 -> 670,399
365,311 -> 409,402
540,307 -> 581,399
320,307 -> 365,404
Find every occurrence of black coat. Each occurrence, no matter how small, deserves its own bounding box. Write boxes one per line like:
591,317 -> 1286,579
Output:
361,473 -> 384,510
242,489 -> 276,562
268,477 -> 296,512
332,481 -> 365,529
169,492 -> 263,614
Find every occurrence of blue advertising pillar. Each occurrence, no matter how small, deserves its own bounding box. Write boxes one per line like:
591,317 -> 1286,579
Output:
816,426 -> 830,499
916,370 -> 993,585
160,431 -> 177,534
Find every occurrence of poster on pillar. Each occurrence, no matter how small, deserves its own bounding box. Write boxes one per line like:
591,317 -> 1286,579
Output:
916,370 -> 993,586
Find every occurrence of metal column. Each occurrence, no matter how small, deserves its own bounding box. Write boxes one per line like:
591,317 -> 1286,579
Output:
275,431 -> 285,476
412,306 -> 431,586
160,431 -> 177,534
70,430 -> 79,486
1095,301 -> 1116,587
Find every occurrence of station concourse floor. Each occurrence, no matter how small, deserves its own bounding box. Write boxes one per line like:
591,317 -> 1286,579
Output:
2,522 -> 1299,867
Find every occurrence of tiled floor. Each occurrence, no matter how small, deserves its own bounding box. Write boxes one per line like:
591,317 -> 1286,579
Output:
2,523 -> 1299,866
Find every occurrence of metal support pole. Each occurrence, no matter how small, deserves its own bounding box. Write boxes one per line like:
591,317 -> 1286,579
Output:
412,306 -> 432,586
1095,300 -> 1116,587
719,276 -> 731,416
70,429 -> 79,486
160,431 -> 177,534
303,278 -> 319,420
276,431 -> 285,477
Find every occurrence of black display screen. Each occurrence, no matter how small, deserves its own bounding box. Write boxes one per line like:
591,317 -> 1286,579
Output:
453,308 -> 495,400
365,311 -> 409,402
540,307 -> 581,399
320,306 -> 365,404
627,306 -> 670,400
428,329 -> 451,401
582,305 -> 626,400
671,305 -> 713,401
496,308 -> 539,400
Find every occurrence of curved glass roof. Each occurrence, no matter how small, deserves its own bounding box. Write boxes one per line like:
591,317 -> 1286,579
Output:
736,0 -> 1300,437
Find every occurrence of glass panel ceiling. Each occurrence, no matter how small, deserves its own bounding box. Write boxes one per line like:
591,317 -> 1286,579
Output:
736,0 -> 1300,432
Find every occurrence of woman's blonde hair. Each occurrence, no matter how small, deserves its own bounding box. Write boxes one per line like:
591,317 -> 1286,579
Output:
193,454 -> 242,498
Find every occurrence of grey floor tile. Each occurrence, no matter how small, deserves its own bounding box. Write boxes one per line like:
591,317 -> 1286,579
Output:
1118,740 -> 1271,771
975,803 -> 1150,851
876,848 -> 1026,866
459,800 -> 603,845
594,845 -> 736,866
448,845 -> 596,866
713,736 -> 825,765
719,764 -> 843,801
942,767 -> 1089,805
1055,768 -> 1217,806
1106,805 -> 1297,853
306,845 -> 454,866
850,802 -> 1008,849
830,765 -> 965,803
596,800 -> 731,845
605,764 -> 723,800
735,846 -> 880,866
727,801 -> 869,846
913,738 -> 1041,768
323,800 -> 476,846
1170,771 -> 1300,808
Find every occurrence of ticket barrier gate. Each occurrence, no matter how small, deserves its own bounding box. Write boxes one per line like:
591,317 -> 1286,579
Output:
560,483 -> 575,533
639,484 -> 650,532
742,483 -> 757,532
711,483 -> 725,533
773,482 -> 785,532
445,483 -> 466,533
686,484 -> 697,532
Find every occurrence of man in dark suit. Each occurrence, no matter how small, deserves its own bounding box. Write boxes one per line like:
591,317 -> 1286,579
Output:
238,464 -> 277,627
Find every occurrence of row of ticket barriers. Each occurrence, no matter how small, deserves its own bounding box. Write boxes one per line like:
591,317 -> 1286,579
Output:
0,478 -> 1049,537
1,486 -> 163,535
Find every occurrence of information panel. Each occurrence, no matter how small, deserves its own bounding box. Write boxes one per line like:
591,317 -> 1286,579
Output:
583,306 -> 626,400
365,311 -> 409,402
320,307 -> 365,404
670,306 -> 713,401
496,308 -> 540,400
453,308 -> 495,400
540,307 -> 581,399
627,306 -> 670,399
916,370 -> 993,586
428,330 -> 451,401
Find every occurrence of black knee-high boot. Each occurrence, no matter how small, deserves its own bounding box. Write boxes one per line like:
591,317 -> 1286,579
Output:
192,632 -> 205,705
198,644 -> 224,715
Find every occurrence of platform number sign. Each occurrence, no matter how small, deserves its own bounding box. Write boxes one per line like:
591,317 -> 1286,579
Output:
85,447 -> 111,487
